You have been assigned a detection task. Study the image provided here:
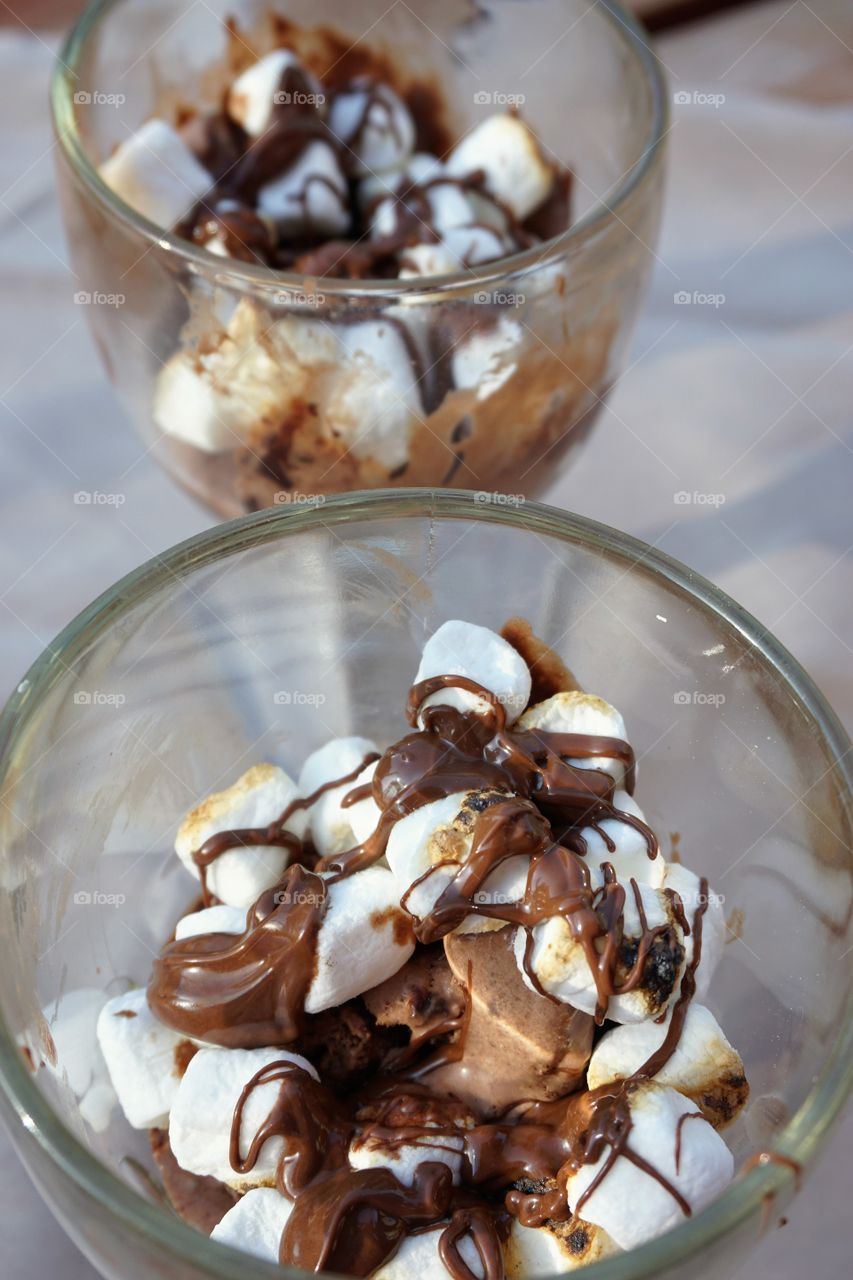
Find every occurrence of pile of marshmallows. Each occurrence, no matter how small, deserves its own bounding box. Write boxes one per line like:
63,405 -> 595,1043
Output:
91,621 -> 742,1277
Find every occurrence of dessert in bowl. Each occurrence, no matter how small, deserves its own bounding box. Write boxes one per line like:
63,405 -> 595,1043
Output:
51,0 -> 666,516
0,492 -> 850,1280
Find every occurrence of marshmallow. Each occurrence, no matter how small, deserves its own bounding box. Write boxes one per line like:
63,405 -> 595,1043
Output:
96,987 -> 187,1129
170,1046 -> 318,1188
307,866 -> 414,1013
257,139 -> 350,237
175,904 -> 246,941
447,113 -> 554,221
587,1003 -> 748,1128
414,620 -> 532,725
505,1217 -> 620,1275
329,82 -> 415,176
349,1113 -> 470,1186
227,50 -> 325,137
297,736 -> 379,857
443,223 -> 512,266
175,763 -> 302,909
579,791 -> 666,891
325,319 -> 423,471
39,988 -> 116,1132
372,1224 -> 486,1280
517,691 -> 629,786
345,759 -> 383,845
100,119 -> 212,229
663,862 -> 725,999
210,1187 -> 293,1260
564,1083 -> 733,1251
399,242 -> 461,279
516,879 -> 685,1023
451,316 -> 525,400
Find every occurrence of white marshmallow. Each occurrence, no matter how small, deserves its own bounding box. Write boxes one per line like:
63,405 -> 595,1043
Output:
516,879 -> 685,1023
349,1129 -> 466,1186
664,862 -> 725,999
258,139 -> 349,237
451,316 -> 524,400
407,152 -> 445,185
565,1083 -> 733,1251
298,736 -> 379,857
579,791 -> 666,891
100,119 -> 212,229
587,1003 -> 748,1127
96,988 -> 186,1129
39,988 -> 117,1132
399,242 -> 461,279
227,50 -> 325,137
442,223 -> 511,266
517,691 -> 629,786
346,759 -> 384,845
175,904 -> 246,941
372,1224 -> 486,1280
414,619 -> 532,726
307,866 -> 414,1013
325,319 -> 423,471
170,1046 -> 318,1188
446,113 -> 554,221
175,764 -> 302,909
505,1217 -> 620,1275
211,1187 -> 293,1260
329,82 -> 415,176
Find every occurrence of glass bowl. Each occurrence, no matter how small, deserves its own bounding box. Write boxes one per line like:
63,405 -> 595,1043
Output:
0,491 -> 850,1280
51,0 -> 666,518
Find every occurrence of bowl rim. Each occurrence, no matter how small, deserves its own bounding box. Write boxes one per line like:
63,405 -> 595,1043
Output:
0,490 -> 851,1280
49,0 -> 668,299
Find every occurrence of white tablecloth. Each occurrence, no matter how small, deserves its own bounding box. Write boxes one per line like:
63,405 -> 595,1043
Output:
0,1 -> 851,1275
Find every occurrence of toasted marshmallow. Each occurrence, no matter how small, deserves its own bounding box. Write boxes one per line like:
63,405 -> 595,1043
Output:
414,619 -> 532,726
451,316 -> 524,400
257,139 -> 349,237
329,82 -> 415,176
518,691 -> 629,785
587,1003 -> 748,1128
170,1046 -> 318,1188
96,988 -> 186,1129
175,904 -> 246,941
39,988 -> 116,1132
516,879 -> 685,1023
211,1186 -> 293,1260
175,763 -> 302,909
564,1083 -> 733,1251
99,119 -> 212,229
664,862 -> 725,999
372,1224 -> 487,1280
227,50 -> 325,137
307,866 -> 414,1013
505,1217 -> 620,1274
325,318 -> 423,471
579,791 -> 666,890
297,736 -> 378,857
446,113 -> 554,221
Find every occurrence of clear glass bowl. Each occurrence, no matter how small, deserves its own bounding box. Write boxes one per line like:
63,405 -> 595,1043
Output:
0,491 -> 850,1280
51,0 -> 666,518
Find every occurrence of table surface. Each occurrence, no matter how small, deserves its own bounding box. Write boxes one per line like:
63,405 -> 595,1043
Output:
1,0 -> 852,1276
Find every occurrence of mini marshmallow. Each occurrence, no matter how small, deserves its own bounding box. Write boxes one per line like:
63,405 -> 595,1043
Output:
587,1003 -> 748,1128
96,987 -> 187,1129
39,988 -> 116,1132
100,119 -> 212,229
257,139 -> 350,237
414,619 -> 532,726
664,862 -> 725,999
516,879 -> 685,1023
175,904 -> 246,941
372,1224 -> 486,1280
579,790 -> 666,891
227,50 -> 325,137
325,319 -> 423,471
451,316 -> 524,400
399,242 -> 462,279
298,736 -> 379,857
346,759 -> 383,845
175,763 -> 302,909
170,1046 -> 318,1188
564,1082 -> 733,1251
505,1217 -> 620,1275
443,223 -> 512,266
306,866 -> 414,1013
329,81 -> 415,176
446,113 -> 554,221
517,691 -> 629,786
349,1127 -> 467,1186
210,1187 -> 293,1260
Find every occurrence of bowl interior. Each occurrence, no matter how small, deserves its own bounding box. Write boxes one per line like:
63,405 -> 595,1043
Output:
1,495 -> 851,1278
